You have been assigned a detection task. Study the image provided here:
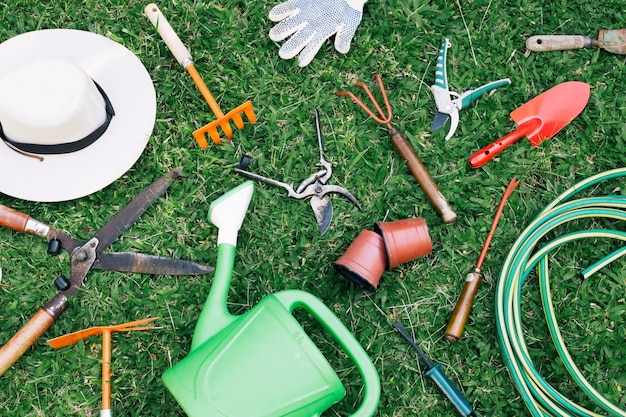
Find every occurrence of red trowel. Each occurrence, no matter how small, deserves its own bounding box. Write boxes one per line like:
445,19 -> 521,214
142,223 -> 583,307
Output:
469,81 -> 590,168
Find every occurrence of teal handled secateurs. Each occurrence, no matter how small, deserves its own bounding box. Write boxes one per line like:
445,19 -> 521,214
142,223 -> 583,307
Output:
430,38 -> 511,141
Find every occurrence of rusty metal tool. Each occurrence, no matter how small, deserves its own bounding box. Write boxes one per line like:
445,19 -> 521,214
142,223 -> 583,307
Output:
444,177 -> 519,342
145,3 -> 256,147
234,110 -> 361,235
337,73 -> 457,224
0,168 -> 212,377
48,318 -> 158,417
526,29 -> 626,55
394,321 -> 479,416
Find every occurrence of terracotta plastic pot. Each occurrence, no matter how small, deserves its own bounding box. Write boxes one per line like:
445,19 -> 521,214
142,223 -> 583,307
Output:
374,218 -> 432,270
333,230 -> 387,292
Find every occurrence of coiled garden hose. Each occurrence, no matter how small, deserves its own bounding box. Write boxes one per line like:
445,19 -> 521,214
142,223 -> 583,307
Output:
495,167 -> 626,417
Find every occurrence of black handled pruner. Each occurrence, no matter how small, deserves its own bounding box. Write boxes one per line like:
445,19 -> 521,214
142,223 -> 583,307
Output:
235,110 -> 361,235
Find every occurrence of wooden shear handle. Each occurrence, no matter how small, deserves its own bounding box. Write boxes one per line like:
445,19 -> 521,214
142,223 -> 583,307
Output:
0,294 -> 68,377
0,204 -> 50,237
0,204 -> 30,233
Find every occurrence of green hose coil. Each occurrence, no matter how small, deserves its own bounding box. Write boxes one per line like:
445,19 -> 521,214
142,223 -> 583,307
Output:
495,168 -> 626,417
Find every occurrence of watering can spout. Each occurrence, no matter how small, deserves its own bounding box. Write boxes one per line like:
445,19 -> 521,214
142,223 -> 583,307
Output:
191,181 -> 254,350
210,181 -> 254,246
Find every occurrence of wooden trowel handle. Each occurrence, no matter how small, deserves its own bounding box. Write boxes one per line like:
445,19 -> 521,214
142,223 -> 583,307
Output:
526,35 -> 591,52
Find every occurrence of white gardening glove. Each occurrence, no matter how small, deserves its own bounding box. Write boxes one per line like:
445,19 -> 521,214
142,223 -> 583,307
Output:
269,0 -> 366,67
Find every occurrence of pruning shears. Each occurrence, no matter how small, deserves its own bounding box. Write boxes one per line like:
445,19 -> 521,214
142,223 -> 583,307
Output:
0,168 -> 213,376
234,110 -> 361,235
430,38 -> 511,141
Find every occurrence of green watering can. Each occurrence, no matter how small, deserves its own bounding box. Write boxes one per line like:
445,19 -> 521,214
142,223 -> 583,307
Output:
162,181 -> 381,417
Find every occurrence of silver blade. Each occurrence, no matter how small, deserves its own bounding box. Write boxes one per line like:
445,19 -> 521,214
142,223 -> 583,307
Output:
93,252 -> 213,275
430,111 -> 449,132
92,167 -> 182,253
310,196 -> 333,235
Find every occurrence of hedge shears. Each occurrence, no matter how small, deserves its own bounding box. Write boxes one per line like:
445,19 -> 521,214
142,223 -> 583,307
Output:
0,167 -> 212,376
430,38 -> 511,141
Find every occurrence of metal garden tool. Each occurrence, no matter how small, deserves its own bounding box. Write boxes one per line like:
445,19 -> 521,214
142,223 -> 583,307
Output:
526,29 -> 626,55
469,81 -> 591,168
0,168 -> 213,376
430,38 -> 511,141
337,73 -> 457,224
444,177 -> 518,342
145,3 -> 256,148
161,181 -> 381,417
47,318 -> 158,417
234,110 -> 361,235
394,321 -> 479,417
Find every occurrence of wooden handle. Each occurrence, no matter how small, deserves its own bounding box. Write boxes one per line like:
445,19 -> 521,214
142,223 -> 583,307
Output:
444,269 -> 483,342
0,204 -> 30,233
0,310 -> 54,376
145,3 -> 193,66
389,127 -> 456,224
526,35 -> 591,52
0,294 -> 68,376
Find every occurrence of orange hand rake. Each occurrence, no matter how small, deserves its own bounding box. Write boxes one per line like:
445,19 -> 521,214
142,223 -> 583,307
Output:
47,318 -> 158,417
145,4 -> 256,148
337,74 -> 457,224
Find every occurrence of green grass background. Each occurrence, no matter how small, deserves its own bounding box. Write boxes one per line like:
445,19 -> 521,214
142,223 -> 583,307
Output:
0,0 -> 625,416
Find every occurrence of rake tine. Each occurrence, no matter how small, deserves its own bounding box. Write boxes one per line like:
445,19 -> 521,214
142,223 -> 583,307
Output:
372,73 -> 393,124
353,80 -> 390,124
336,75 -> 393,125
231,114 -> 244,129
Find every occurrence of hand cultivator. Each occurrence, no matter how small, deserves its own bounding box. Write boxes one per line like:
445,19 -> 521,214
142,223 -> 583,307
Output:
3,1 -> 625,416
337,73 -> 457,224
145,4 -> 256,147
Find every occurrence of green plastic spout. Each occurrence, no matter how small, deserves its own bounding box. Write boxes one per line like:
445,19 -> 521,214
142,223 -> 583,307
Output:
190,181 -> 254,350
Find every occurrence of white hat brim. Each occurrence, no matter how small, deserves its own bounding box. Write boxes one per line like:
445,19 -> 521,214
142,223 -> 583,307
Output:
0,29 -> 156,202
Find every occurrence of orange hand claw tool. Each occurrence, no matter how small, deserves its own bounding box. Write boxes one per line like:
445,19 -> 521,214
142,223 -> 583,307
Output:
337,74 -> 457,224
47,318 -> 158,417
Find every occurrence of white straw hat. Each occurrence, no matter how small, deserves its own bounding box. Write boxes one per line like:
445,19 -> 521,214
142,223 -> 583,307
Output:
0,29 -> 156,202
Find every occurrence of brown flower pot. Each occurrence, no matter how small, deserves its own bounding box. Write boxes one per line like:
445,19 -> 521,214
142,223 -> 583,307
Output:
374,218 -> 432,270
333,229 -> 387,292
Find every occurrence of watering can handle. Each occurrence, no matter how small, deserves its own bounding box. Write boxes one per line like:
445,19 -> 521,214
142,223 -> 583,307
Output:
274,290 -> 381,417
